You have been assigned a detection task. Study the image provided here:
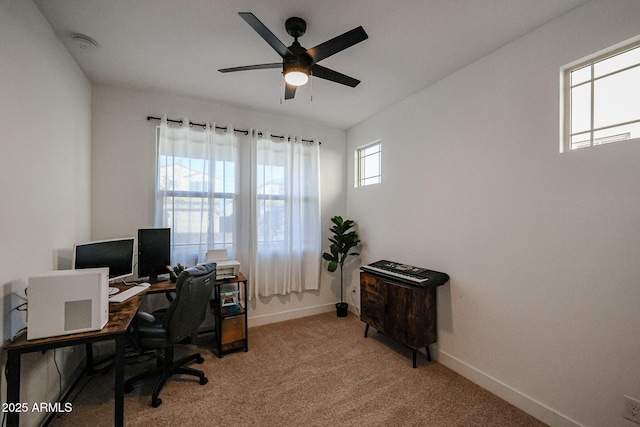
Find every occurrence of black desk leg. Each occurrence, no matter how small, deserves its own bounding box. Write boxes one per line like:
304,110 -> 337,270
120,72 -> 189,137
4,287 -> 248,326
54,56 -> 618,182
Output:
85,343 -> 95,375
6,350 -> 21,427
364,324 -> 369,338
114,335 -> 125,427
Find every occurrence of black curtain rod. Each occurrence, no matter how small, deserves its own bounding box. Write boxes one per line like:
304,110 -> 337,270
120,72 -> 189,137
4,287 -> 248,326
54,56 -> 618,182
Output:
146,115 -> 248,135
146,116 -> 320,144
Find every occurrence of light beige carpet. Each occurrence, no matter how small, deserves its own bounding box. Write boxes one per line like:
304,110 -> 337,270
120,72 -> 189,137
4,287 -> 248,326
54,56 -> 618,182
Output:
50,312 -> 547,426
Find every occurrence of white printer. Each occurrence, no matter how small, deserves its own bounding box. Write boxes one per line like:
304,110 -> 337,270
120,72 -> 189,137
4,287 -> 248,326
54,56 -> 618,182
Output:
206,249 -> 240,279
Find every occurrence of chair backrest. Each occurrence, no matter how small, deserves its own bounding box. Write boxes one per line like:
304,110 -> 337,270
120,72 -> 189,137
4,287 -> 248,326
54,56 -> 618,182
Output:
162,262 -> 216,342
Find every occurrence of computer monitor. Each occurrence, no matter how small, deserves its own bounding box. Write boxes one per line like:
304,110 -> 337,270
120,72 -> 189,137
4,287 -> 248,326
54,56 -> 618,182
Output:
138,228 -> 171,283
73,237 -> 135,282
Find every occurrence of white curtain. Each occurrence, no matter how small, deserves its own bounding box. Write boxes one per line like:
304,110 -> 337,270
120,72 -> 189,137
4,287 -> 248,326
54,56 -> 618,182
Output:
249,132 -> 321,298
154,116 -> 321,298
155,116 -> 245,267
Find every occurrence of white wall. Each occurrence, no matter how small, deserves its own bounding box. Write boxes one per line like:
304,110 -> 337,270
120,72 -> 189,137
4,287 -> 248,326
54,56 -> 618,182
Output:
347,0 -> 640,426
0,1 -> 92,425
91,84 -> 347,325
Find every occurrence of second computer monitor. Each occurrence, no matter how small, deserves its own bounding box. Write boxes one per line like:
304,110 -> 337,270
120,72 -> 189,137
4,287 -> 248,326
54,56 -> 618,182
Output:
73,237 -> 135,282
138,228 -> 171,282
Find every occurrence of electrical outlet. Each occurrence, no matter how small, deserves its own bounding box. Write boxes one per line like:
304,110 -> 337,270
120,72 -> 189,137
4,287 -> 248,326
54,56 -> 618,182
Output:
624,395 -> 640,424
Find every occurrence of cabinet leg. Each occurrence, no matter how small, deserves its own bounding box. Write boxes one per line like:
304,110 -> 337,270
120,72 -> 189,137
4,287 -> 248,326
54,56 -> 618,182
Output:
426,345 -> 432,362
364,324 -> 369,338
412,349 -> 417,368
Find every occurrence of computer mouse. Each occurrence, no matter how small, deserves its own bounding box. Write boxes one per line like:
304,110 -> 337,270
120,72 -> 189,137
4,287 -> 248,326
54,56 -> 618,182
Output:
138,282 -> 151,288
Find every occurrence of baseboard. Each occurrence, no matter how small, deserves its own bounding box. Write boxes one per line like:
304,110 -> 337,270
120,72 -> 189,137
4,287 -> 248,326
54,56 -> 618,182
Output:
434,349 -> 584,427
247,303 -> 335,328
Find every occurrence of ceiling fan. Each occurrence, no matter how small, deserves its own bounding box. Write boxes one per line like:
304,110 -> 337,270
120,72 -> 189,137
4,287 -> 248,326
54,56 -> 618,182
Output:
218,12 -> 368,100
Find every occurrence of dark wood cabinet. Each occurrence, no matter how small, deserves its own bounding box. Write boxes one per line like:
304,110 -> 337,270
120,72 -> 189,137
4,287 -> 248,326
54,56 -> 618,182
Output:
360,271 -> 437,368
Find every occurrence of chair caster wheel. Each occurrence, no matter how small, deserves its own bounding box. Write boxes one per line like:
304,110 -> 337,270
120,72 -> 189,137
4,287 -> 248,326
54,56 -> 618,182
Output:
196,356 -> 204,364
152,398 -> 162,408
200,376 -> 208,385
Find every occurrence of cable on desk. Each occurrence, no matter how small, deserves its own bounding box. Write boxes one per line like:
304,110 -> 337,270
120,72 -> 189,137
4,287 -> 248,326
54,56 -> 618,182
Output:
13,302 -> 27,312
9,327 -> 27,342
53,349 -> 63,403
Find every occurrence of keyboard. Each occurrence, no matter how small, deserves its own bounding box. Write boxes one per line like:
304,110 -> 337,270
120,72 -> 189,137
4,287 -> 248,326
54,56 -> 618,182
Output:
361,260 -> 450,286
109,286 -> 147,303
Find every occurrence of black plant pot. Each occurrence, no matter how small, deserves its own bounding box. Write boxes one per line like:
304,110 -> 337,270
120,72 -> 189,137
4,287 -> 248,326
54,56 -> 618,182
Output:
336,302 -> 349,317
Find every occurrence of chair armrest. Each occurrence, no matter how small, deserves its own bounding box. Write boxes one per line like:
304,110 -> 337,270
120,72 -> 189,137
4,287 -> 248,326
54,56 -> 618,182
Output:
136,311 -> 157,324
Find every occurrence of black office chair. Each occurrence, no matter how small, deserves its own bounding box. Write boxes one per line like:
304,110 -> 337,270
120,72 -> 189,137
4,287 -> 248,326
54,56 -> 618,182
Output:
124,262 -> 216,407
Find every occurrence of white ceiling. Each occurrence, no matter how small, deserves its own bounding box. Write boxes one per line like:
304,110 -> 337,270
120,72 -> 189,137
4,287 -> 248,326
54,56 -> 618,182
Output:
34,0 -> 589,129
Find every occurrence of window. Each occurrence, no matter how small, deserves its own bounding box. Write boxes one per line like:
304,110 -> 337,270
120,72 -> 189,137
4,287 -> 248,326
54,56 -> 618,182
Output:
356,141 -> 381,187
256,163 -> 286,245
562,38 -> 640,152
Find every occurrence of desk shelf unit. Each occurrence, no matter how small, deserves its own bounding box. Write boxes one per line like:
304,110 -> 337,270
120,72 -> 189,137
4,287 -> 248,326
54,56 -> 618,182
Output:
211,274 -> 248,357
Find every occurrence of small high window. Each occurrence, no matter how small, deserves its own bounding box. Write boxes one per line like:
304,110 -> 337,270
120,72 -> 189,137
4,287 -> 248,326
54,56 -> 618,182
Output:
356,141 -> 381,187
561,38 -> 640,152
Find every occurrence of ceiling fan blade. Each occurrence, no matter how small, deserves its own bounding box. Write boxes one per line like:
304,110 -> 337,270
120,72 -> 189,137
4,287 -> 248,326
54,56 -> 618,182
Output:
311,64 -> 360,87
238,12 -> 293,58
218,63 -> 282,73
284,83 -> 297,100
306,26 -> 368,64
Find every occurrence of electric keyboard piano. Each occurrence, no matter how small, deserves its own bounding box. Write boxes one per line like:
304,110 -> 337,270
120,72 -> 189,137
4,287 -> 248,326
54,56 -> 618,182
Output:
360,260 -> 449,286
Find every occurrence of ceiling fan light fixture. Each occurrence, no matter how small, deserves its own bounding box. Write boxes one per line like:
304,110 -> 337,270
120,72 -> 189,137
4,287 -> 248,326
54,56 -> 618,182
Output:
284,70 -> 309,86
220,13 -> 368,99
283,59 -> 310,86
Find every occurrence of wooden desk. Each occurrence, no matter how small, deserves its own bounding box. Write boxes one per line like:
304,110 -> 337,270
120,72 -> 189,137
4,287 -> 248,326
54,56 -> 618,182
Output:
144,272 -> 246,292
145,279 -> 176,294
3,273 -> 248,426
2,287 -> 145,427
